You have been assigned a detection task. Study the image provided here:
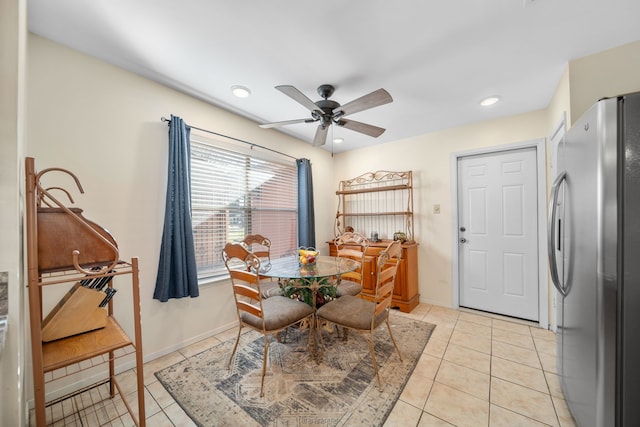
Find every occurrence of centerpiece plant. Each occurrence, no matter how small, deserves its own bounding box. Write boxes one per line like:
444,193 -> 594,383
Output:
283,276 -> 336,307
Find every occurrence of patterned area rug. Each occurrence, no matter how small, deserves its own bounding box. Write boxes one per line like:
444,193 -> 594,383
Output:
155,313 -> 435,427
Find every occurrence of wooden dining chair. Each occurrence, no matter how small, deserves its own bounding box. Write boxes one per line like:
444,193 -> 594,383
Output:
316,240 -> 403,390
242,234 -> 271,264
333,232 -> 369,297
223,242 -> 315,397
241,234 -> 283,298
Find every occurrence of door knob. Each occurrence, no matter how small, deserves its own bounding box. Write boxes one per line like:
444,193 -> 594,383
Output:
459,238 -> 467,243
460,226 -> 466,232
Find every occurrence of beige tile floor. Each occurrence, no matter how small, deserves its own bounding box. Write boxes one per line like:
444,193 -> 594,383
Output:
31,303 -> 577,427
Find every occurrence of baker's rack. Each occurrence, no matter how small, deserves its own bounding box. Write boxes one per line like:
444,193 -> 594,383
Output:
25,157 -> 145,426
334,170 -> 414,242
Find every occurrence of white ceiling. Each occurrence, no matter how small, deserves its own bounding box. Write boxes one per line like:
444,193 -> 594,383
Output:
28,0 -> 640,153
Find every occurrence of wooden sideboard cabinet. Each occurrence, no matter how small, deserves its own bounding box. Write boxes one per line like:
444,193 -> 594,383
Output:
328,240 -> 419,313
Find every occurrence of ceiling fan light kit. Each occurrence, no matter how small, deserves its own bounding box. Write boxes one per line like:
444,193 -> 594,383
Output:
259,84 -> 393,147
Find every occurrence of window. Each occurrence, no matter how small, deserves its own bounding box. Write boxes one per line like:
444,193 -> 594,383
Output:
190,136 -> 298,281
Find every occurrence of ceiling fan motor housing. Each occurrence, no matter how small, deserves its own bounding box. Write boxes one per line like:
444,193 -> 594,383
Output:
317,84 -> 335,99
262,83 -> 392,146
316,99 -> 341,114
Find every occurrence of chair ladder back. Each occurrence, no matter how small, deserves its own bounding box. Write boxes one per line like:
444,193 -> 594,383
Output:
251,250 -> 269,259
242,234 -> 271,261
374,297 -> 392,316
377,265 -> 396,286
229,269 -> 260,285
335,233 -> 369,289
375,241 -> 402,301
232,282 -> 260,301
376,281 -> 394,300
225,242 -> 253,260
335,233 -> 369,259
337,247 -> 365,259
242,234 -> 271,248
235,299 -> 262,319
335,232 -> 368,246
340,270 -> 363,283
224,242 -> 264,314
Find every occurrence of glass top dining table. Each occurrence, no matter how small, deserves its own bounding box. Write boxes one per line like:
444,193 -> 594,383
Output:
258,255 -> 359,362
259,255 -> 359,280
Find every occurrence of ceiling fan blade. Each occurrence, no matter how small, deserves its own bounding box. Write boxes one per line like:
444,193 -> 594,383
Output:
276,85 -> 323,114
333,88 -> 393,117
336,119 -> 386,138
259,118 -> 316,128
312,125 -> 329,147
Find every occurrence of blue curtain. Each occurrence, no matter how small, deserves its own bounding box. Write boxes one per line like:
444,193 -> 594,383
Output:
297,158 -> 316,248
153,115 -> 199,302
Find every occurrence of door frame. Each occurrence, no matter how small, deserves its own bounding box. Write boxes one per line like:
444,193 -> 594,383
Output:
450,138 -> 549,328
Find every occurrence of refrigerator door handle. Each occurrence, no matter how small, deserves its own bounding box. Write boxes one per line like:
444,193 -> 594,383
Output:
548,171 -> 568,297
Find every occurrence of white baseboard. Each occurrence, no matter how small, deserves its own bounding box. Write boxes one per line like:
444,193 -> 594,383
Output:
143,320 -> 237,362
419,297 -> 452,308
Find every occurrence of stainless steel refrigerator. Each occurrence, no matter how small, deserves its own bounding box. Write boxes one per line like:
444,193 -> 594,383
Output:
548,92 -> 640,427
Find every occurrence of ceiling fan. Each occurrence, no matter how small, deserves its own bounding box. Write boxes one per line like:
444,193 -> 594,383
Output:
259,84 -> 393,147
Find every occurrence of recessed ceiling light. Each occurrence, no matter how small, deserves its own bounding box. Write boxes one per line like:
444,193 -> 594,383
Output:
480,96 -> 500,107
231,85 -> 251,98
333,137 -> 344,144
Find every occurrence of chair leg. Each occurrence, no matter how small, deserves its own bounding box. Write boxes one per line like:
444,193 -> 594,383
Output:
385,318 -> 403,362
367,333 -> 382,390
227,326 -> 242,369
333,324 -> 341,338
307,318 -> 312,348
308,315 -> 320,363
260,334 -> 270,397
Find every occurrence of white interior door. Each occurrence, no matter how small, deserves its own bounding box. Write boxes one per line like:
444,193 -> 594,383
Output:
458,147 -> 539,321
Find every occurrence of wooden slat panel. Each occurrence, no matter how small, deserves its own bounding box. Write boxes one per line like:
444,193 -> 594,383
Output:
42,316 -> 131,372
374,298 -> 391,316
233,283 -> 259,300
378,268 -> 395,284
229,269 -> 259,285
236,300 -> 261,318
376,281 -> 394,299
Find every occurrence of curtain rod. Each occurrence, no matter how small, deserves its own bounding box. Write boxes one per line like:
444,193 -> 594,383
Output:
161,116 -> 298,161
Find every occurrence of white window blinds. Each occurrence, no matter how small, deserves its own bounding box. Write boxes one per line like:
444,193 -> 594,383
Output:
190,138 -> 298,280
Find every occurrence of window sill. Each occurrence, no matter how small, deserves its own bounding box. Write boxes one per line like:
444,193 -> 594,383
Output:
198,275 -> 231,289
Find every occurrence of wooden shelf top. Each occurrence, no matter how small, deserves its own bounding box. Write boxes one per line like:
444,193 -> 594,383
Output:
327,239 -> 417,248
336,184 -> 410,195
42,316 -> 132,372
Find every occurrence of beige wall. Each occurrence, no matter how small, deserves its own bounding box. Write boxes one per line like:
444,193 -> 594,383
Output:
25,34 -> 336,393
333,39 -> 640,312
569,40 -> 640,124
547,66 -> 571,133
10,28 -> 640,412
333,111 -> 549,307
